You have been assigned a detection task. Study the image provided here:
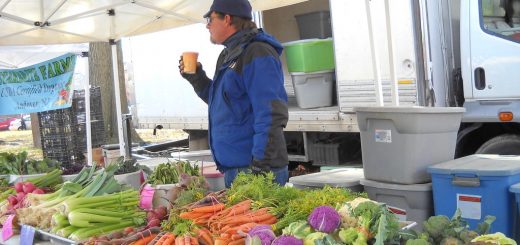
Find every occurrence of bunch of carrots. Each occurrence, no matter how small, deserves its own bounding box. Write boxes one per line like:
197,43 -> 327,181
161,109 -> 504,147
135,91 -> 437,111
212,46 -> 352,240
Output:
178,199 -> 277,245
145,232 -> 199,245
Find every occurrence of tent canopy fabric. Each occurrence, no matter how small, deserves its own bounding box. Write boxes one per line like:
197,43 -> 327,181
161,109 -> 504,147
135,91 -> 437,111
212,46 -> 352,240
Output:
0,0 -> 307,46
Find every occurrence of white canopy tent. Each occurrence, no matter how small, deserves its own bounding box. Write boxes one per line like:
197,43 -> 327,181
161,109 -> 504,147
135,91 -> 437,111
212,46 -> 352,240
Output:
0,0 -> 308,165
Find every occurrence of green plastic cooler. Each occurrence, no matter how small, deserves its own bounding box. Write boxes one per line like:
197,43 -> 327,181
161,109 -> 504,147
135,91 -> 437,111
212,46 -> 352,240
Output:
283,38 -> 335,73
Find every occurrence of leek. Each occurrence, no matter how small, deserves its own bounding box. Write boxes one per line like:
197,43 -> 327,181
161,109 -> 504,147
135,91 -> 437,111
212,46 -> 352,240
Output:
56,226 -> 79,238
68,220 -> 141,241
51,213 -> 70,228
68,212 -> 124,227
27,169 -> 63,188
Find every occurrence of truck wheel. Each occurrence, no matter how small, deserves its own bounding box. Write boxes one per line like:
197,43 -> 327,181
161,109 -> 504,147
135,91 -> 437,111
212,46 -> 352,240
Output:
476,134 -> 520,155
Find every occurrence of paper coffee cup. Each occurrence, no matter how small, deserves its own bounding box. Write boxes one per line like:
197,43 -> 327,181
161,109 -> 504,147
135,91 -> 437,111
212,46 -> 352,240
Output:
182,52 -> 199,74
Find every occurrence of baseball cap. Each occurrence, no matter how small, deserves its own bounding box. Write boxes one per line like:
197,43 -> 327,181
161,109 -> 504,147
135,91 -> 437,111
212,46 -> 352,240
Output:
203,0 -> 253,19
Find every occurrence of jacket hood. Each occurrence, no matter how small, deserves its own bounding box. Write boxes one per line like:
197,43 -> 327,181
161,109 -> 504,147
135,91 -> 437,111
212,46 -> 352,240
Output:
253,30 -> 284,55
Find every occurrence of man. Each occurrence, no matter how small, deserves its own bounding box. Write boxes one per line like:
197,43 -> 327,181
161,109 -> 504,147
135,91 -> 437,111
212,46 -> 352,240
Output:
20,115 -> 26,130
179,0 -> 289,188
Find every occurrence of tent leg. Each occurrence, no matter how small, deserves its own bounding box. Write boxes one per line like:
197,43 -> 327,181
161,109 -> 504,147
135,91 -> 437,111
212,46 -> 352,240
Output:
85,56 -> 93,166
111,44 -> 126,158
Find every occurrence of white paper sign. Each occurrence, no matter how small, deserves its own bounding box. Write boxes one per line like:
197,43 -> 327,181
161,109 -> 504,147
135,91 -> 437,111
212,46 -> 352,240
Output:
375,129 -> 392,143
388,206 -> 407,221
457,194 -> 482,220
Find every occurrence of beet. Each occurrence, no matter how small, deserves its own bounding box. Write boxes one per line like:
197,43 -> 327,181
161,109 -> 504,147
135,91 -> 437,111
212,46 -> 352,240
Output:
154,206 -> 168,219
147,218 -> 161,228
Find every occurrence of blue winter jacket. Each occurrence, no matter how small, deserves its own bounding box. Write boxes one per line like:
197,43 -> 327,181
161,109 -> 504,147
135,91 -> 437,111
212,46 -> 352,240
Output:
188,28 -> 289,171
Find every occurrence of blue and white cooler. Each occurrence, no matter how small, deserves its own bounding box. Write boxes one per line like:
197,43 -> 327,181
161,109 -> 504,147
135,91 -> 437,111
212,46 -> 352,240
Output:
428,154 -> 520,237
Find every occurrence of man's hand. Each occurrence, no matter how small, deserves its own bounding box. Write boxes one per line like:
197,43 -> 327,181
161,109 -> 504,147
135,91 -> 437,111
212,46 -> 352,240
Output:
179,56 -> 203,81
178,56 -> 210,92
251,159 -> 270,175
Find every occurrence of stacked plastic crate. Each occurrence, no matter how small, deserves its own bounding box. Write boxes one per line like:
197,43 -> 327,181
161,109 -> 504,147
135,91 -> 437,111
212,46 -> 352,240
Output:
72,87 -> 106,152
354,107 -> 465,230
38,108 -> 78,167
38,87 -> 105,169
283,11 -> 335,109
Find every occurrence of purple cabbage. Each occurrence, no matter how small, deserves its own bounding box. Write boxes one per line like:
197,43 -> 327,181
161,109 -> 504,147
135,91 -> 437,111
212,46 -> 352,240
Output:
307,206 -> 341,233
246,225 -> 276,245
272,235 -> 303,245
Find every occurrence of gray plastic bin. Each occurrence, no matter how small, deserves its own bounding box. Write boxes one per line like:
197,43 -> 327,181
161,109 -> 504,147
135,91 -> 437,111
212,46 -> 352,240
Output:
360,179 -> 433,230
295,11 -> 332,39
289,168 -> 364,192
291,70 -> 335,109
354,106 -> 465,184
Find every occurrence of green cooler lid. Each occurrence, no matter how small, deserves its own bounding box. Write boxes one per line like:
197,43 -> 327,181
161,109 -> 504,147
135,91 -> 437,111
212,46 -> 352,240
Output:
289,168 -> 364,188
428,154 -> 520,176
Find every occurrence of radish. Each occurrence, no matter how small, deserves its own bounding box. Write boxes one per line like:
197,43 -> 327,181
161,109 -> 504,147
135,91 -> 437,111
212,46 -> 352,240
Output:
16,192 -> 26,201
7,195 -> 17,206
22,182 -> 36,194
32,189 -> 45,194
14,182 -> 24,193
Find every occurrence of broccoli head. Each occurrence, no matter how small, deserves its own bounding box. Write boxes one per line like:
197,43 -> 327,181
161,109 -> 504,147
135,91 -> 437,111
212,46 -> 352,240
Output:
423,215 -> 450,240
353,234 -> 368,245
418,232 -> 430,241
459,230 -> 479,244
339,227 -> 358,244
406,238 -> 431,245
440,236 -> 464,245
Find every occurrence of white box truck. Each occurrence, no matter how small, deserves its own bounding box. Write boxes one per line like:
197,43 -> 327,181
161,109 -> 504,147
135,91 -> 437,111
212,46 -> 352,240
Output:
133,0 -> 520,165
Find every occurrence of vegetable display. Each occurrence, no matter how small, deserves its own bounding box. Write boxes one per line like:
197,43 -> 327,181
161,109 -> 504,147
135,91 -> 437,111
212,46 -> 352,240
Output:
0,161 -> 512,245
401,210 -> 497,245
114,157 -> 152,175
147,160 -> 200,185
0,151 -> 61,175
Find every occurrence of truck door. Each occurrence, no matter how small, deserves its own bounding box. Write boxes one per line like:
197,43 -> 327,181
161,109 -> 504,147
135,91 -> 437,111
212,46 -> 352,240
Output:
464,0 -> 520,99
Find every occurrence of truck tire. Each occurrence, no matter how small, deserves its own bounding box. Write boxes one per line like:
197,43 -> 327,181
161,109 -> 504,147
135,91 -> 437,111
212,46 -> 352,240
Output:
476,134 -> 520,155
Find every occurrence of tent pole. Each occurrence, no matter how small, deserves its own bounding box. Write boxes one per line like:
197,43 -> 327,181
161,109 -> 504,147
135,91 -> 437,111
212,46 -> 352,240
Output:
384,0 -> 400,106
365,0 -> 384,106
84,56 -> 93,166
111,43 -> 126,158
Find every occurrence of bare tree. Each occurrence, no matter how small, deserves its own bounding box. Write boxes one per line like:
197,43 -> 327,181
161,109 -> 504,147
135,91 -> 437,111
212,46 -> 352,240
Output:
88,41 -> 142,144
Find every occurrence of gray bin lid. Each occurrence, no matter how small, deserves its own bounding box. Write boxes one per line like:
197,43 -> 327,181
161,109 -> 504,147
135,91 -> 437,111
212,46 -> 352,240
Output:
360,179 -> 432,191
289,168 -> 364,188
353,106 -> 465,114
510,183 -> 520,194
428,154 -> 520,176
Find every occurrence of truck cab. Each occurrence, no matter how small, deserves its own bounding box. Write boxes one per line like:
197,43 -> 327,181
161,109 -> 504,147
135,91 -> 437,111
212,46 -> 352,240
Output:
457,0 -> 520,156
